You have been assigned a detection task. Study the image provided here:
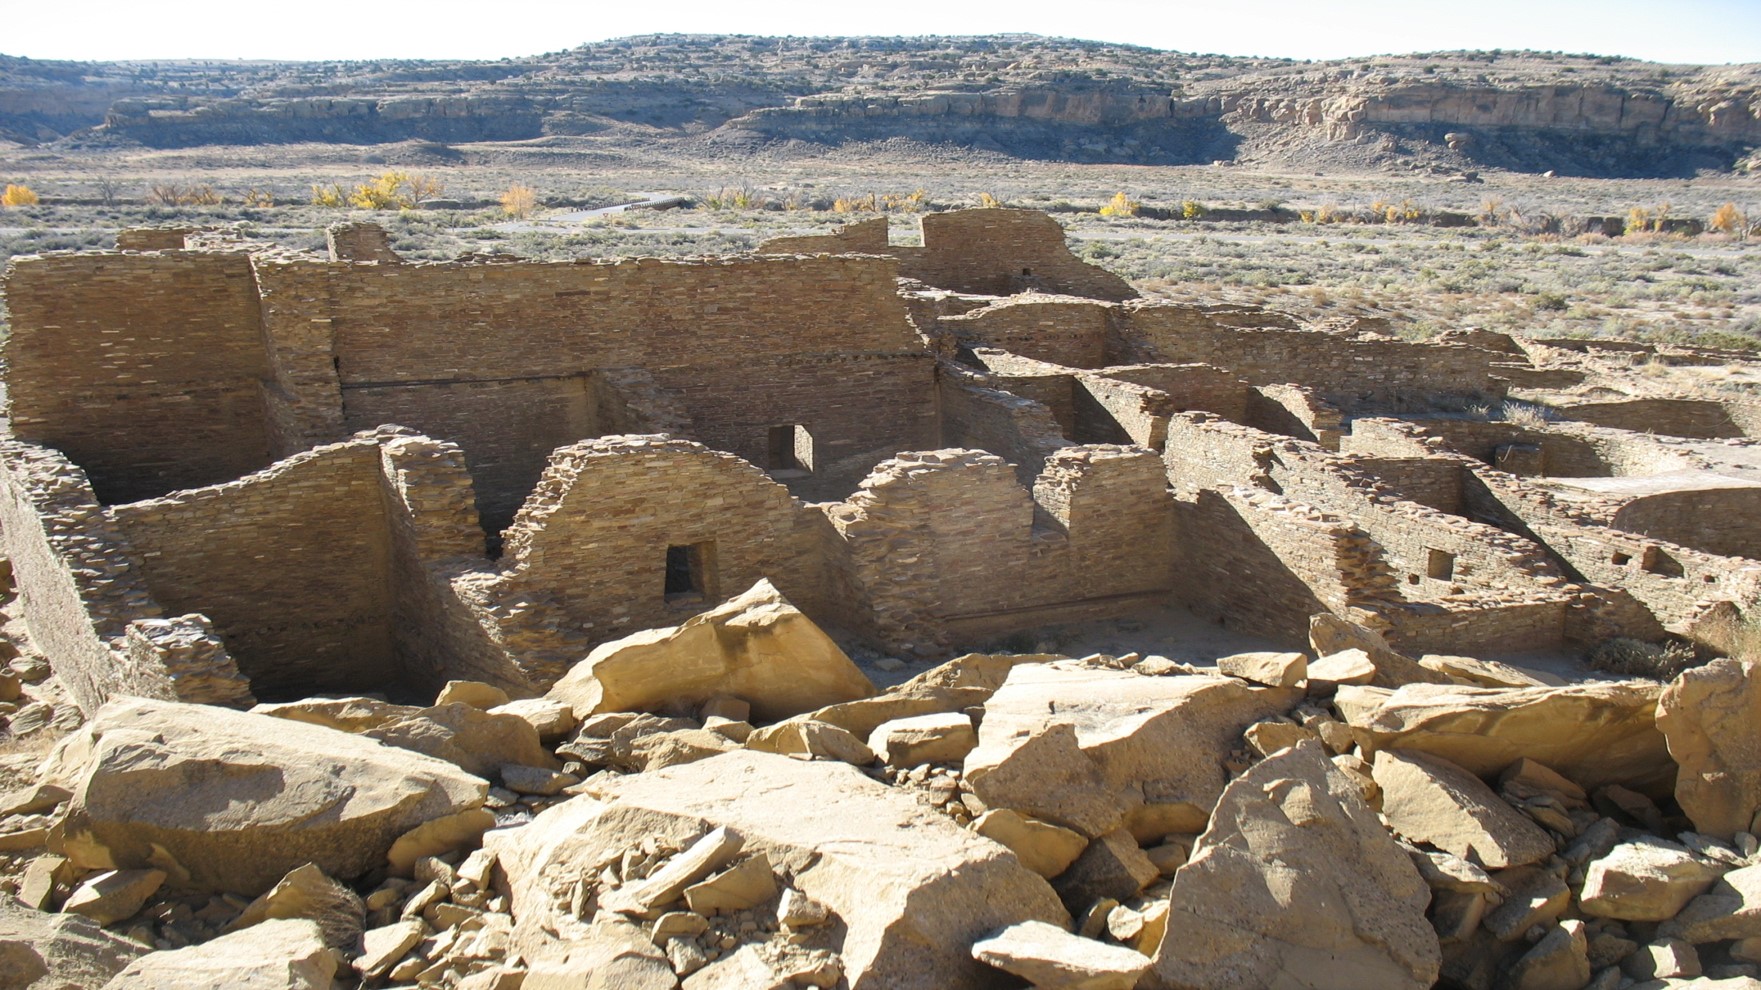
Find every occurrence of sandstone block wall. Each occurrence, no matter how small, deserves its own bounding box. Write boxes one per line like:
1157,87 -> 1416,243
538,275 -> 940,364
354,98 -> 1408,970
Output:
107,438 -> 398,701
939,297 -> 1116,368
755,216 -> 888,255
1545,397 -> 1744,440
937,366 -> 1074,486
2,253 -> 274,502
484,436 -> 829,685
1610,488 -> 1761,561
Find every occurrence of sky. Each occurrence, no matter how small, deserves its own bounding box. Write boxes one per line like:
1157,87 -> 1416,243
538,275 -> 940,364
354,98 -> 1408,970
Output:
7,0 -> 1761,65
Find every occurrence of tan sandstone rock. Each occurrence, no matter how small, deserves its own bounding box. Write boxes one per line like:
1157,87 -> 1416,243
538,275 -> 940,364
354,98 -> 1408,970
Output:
1665,864 -> 1761,943
972,919 -> 1152,990
804,652 -> 1060,739
49,698 -> 487,895
255,696 -> 557,778
867,712 -> 978,767
100,917 -> 336,990
224,863 -> 365,952
1580,837 -> 1729,921
0,899 -> 148,990
975,810 -> 1089,879
1309,614 -> 1451,687
1145,740 -> 1439,990
1216,651 -> 1307,689
546,579 -> 875,723
964,661 -> 1296,838
435,680 -> 511,709
488,750 -> 1067,990
1372,749 -> 1556,869
1418,654 -> 1555,688
1659,659 -> 1761,839
1336,680 -> 1673,796
62,868 -> 166,925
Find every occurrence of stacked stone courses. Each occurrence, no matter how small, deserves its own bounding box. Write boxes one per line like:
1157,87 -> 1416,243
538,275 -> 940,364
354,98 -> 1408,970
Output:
5,207 -> 1761,707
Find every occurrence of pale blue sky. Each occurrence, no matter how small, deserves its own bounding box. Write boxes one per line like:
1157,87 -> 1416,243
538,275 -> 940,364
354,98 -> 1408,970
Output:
8,0 -> 1760,64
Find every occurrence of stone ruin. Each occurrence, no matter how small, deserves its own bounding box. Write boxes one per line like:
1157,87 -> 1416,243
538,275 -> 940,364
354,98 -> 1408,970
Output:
2,207 -> 1761,988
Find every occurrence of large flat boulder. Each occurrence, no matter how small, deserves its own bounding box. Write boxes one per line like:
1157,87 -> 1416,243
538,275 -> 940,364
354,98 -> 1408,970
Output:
546,579 -> 875,723
1658,659 -> 1761,839
1146,740 -> 1440,990
1372,749 -> 1556,869
1335,681 -> 1672,796
100,918 -> 334,989
0,899 -> 148,990
805,652 -> 1062,739
48,698 -> 487,895
255,697 -> 556,777
964,662 -> 1297,838
488,750 -> 1067,990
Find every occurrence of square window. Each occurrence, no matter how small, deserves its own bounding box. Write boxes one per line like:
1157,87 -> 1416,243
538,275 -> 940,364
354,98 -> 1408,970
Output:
665,542 -> 716,604
1426,549 -> 1456,581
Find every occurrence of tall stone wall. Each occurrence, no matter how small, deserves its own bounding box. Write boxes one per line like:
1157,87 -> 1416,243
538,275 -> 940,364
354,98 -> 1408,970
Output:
755,216 -> 889,255
2,253 -> 274,502
939,297 -> 1116,368
900,210 -> 1137,301
1547,398 -> 1744,440
107,439 -> 398,701
1609,488 -> 1761,561
937,366 -> 1074,485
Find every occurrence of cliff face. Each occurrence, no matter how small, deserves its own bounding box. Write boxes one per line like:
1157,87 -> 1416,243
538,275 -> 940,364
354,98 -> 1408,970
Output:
2,38 -> 1757,177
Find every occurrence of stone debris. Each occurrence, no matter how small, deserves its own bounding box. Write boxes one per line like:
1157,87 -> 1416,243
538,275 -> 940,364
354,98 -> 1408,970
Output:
975,808 -> 1090,878
62,868 -> 167,925
1373,748 -> 1557,868
867,711 -> 978,767
1659,659 -> 1761,840
255,694 -> 558,778
100,917 -> 336,989
0,898 -> 149,989
972,919 -> 1152,990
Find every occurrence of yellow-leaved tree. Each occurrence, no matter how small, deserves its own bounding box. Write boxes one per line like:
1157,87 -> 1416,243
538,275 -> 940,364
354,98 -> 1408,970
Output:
1098,191 -> 1140,217
2,184 -> 39,207
500,183 -> 538,218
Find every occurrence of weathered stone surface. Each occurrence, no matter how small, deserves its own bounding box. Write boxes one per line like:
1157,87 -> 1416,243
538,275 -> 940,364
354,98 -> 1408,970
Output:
49,698 -> 487,894
628,728 -> 738,770
1336,681 -> 1673,796
62,868 -> 165,925
1484,867 -> 1572,941
354,919 -> 424,980
684,853 -> 777,914
0,899 -> 148,990
1244,719 -> 1315,757
546,579 -> 875,723
805,652 -> 1059,739
964,662 -> 1296,838
525,920 -> 675,990
1372,749 -> 1556,869
387,807 -> 497,875
256,696 -> 556,777
1505,920 -> 1590,990
1307,649 -> 1377,688
1659,659 -> 1761,840
975,809 -> 1089,879
1419,654 -> 1553,688
100,918 -> 336,989
867,712 -> 977,767
489,750 -> 1067,990
1580,838 -> 1729,921
1217,651 -> 1307,689
491,698 -> 578,742
1622,937 -> 1701,980
1051,829 -> 1158,913
1666,864 -> 1761,943
602,825 -> 744,918
1309,614 -> 1450,688
745,718 -> 876,765
1146,740 -> 1439,990
972,919 -> 1152,990
225,863 -> 364,952
436,679 -> 511,709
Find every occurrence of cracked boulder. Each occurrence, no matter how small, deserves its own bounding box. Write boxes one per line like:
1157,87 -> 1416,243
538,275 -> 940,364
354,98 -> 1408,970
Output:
1145,740 -> 1440,990
1658,659 -> 1761,839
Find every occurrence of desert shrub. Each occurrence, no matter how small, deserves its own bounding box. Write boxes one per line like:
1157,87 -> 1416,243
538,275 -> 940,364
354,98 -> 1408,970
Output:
500,183 -> 539,218
978,192 -> 1003,209
880,189 -> 927,212
149,184 -> 222,206
242,187 -> 275,208
1586,637 -> 1700,680
348,171 -> 444,210
1099,191 -> 1140,217
1,184 -> 37,207
1181,199 -> 1207,220
310,184 -> 348,208
1711,203 -> 1748,237
832,193 -> 876,213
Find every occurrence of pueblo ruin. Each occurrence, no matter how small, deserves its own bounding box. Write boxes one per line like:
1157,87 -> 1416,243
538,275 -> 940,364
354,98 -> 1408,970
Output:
2,208 -> 1761,988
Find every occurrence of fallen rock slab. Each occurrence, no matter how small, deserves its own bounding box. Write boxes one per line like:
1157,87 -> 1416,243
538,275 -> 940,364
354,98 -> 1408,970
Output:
1336,680 -> 1673,796
1372,749 -> 1556,869
973,919 -> 1152,990
546,579 -> 875,723
1666,864 -> 1761,943
1146,740 -> 1439,990
48,698 -> 487,895
975,809 -> 1090,879
488,750 -> 1067,990
100,918 -> 335,990
0,899 -> 148,990
1581,838 -> 1729,922
62,868 -> 166,925
868,712 -> 977,768
1216,652 -> 1307,689
255,696 -> 556,777
964,661 -> 1296,838
1659,659 -> 1761,840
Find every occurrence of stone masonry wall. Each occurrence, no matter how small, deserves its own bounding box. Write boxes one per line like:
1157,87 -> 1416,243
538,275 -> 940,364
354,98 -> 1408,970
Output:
937,365 -> 1074,486
107,438 -> 398,701
900,210 -> 1137,301
755,216 -> 889,256
2,253 -> 274,502
484,436 -> 828,686
1611,489 -> 1761,561
939,297 -> 1115,368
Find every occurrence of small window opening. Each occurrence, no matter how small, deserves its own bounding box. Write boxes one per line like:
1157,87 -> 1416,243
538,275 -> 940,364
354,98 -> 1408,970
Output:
1406,574 -> 1420,585
1021,267 -> 1033,277
1426,549 -> 1456,581
766,424 -> 813,476
1611,551 -> 1632,566
664,542 -> 715,605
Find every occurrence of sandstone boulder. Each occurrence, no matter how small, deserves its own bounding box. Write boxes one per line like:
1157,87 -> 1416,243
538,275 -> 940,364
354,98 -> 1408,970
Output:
1336,680 -> 1673,796
974,810 -> 1089,879
1309,613 -> 1450,687
1217,651 -> 1307,689
49,698 -> 487,894
546,580 -> 874,723
1665,864 -> 1761,943
488,750 -> 1067,990
964,662 -> 1296,838
1372,749 -> 1556,868
100,918 -> 335,989
804,651 -> 1060,739
0,899 -> 148,990
1418,654 -> 1555,688
1146,740 -> 1439,990
867,712 -> 978,767
62,868 -> 166,925
972,920 -> 1151,990
1658,659 -> 1761,839
1580,838 -> 1729,922
255,696 -> 556,777
225,863 -> 365,952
